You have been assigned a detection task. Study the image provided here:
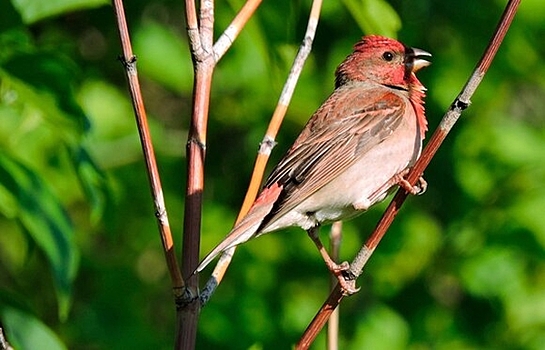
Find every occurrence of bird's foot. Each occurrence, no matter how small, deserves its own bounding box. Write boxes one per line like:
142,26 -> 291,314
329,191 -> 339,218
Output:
307,227 -> 360,295
323,259 -> 360,295
329,260 -> 350,272
395,169 -> 427,195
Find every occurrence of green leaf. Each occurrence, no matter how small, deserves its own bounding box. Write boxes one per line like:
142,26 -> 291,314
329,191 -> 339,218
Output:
10,0 -> 109,24
1,306 -> 68,350
0,154 -> 78,320
0,0 -> 23,31
1,52 -> 90,135
341,0 -> 401,38
69,145 -> 111,224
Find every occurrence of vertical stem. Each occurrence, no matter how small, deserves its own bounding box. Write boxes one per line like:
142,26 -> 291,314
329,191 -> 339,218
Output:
178,0 -> 215,348
327,221 -> 342,350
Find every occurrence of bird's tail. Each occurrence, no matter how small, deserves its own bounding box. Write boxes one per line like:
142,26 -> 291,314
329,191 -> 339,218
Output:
195,183 -> 283,273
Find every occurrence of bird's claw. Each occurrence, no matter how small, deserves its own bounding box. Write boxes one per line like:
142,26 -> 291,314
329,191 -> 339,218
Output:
329,261 -> 360,295
338,278 -> 360,296
414,176 -> 427,195
395,169 -> 427,196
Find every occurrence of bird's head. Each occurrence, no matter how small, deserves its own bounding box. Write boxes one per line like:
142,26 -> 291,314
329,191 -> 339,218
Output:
335,35 -> 431,90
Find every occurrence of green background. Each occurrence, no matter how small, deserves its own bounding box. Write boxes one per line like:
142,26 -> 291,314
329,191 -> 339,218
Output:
1,0 -> 545,348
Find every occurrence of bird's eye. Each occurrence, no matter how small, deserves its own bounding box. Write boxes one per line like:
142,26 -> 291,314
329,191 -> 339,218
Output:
382,51 -> 394,61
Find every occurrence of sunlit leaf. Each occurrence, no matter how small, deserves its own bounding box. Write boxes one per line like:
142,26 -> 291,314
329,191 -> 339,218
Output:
2,52 -> 90,135
10,0 -> 109,24
2,307 -> 68,350
0,154 -> 78,319
341,0 -> 401,37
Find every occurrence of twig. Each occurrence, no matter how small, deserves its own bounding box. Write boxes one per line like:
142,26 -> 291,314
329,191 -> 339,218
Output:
213,0 -> 263,62
184,0 -> 202,59
199,0 -> 324,305
0,327 -> 13,350
296,0 -> 522,348
327,221 -> 342,350
111,0 -> 184,294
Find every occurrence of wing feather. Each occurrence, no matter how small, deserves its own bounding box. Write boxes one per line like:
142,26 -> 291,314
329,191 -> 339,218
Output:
261,85 -> 407,228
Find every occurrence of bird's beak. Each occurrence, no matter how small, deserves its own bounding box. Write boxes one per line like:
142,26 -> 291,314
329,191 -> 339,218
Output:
409,47 -> 432,72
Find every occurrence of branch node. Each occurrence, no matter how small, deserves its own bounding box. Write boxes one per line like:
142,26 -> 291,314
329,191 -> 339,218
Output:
155,206 -> 167,221
258,135 -> 277,155
187,136 -> 207,151
176,286 -> 199,309
453,98 -> 470,111
118,55 -> 137,71
187,27 -> 204,59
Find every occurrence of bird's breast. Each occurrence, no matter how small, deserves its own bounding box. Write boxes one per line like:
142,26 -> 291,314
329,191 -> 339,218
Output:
293,107 -> 422,224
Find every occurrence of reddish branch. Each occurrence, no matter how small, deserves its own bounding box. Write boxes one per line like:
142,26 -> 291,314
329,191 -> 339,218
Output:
179,1 -> 263,349
296,0 -> 522,348
111,0 -> 184,293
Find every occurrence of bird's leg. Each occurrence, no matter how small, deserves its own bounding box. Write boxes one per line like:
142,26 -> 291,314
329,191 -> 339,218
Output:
307,227 -> 349,272
307,227 -> 359,295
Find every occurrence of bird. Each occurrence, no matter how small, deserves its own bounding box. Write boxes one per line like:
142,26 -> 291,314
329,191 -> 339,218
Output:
197,35 -> 431,294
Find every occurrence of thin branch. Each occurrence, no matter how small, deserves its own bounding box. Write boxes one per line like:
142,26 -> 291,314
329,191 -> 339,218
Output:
111,0 -> 184,293
296,0 -> 522,347
0,327 -> 13,350
184,0 -> 202,59
213,0 -> 263,62
199,0 -> 324,305
327,221 -> 342,350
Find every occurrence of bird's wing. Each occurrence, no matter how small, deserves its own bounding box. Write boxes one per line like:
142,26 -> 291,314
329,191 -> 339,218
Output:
196,86 -> 409,272
262,86 -> 409,226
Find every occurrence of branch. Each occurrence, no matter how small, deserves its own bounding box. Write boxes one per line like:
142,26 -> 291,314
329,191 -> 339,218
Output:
327,221 -> 342,350
199,0 -> 324,305
213,0 -> 263,62
177,0 -> 216,348
111,0 -> 184,294
0,327 -> 13,350
296,0 -> 522,347
179,0 -> 265,347
185,0 -> 202,59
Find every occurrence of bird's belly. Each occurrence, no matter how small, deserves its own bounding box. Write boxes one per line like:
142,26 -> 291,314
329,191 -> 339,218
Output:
295,125 -> 420,225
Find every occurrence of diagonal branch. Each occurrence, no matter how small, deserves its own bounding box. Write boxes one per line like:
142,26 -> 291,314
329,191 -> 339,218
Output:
112,0 -> 184,294
213,0 -> 263,62
199,0 -> 324,305
296,0 -> 522,348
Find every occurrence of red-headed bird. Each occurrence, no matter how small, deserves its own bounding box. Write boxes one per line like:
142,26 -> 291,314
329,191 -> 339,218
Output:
197,35 -> 431,294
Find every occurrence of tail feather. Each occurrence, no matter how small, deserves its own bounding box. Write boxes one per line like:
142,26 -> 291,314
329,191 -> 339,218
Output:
195,183 -> 283,273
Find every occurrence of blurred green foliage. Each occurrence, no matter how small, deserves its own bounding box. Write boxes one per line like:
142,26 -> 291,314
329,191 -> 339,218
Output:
0,0 -> 544,349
